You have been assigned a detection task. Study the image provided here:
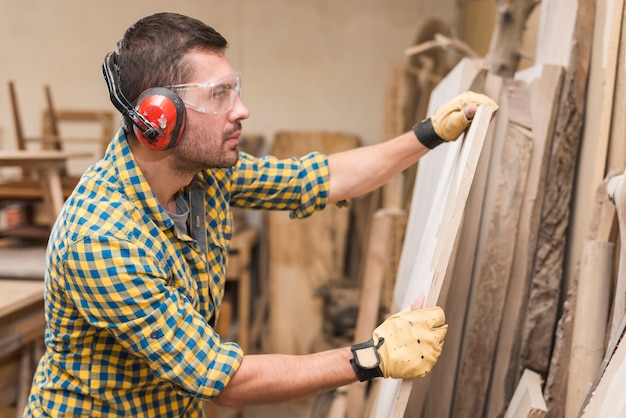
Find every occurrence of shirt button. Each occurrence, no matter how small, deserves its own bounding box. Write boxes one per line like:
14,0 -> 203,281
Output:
150,331 -> 158,339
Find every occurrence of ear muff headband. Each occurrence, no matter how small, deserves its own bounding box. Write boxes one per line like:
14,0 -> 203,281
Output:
101,51 -> 186,150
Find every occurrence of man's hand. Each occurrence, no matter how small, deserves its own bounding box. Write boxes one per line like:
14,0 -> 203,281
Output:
350,303 -> 448,381
413,91 -> 499,149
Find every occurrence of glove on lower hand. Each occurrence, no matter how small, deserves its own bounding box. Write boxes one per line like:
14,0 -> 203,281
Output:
413,91 -> 499,149
350,306 -> 448,380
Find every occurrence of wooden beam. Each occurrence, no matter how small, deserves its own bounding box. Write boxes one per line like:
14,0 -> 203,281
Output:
564,240 -> 614,416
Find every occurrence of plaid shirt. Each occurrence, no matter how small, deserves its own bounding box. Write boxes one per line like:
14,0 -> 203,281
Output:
24,129 -> 333,417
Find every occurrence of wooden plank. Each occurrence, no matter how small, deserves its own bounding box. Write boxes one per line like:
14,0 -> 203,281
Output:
544,173 -> 617,418
487,64 -> 564,418
416,71 -> 503,418
265,131 -> 358,355
452,120 -> 533,417
503,369 -> 547,418
566,0 -> 623,350
607,0 -> 626,174
517,0 -> 596,388
389,105 -> 496,418
391,58 -> 486,307
564,240 -> 614,416
369,57 -> 488,418
608,172 -> 626,343
578,322 -> 626,417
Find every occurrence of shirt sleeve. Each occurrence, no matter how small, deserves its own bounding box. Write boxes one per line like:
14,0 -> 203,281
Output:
60,234 -> 243,399
229,151 -> 347,219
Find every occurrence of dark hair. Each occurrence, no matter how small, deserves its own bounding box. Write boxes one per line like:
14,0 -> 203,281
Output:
114,12 -> 228,129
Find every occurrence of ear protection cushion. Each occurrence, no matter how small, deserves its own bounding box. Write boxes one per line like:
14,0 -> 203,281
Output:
134,87 -> 186,151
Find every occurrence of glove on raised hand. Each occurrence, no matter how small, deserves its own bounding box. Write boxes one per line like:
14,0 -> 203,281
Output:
350,306 -> 448,381
413,91 -> 499,149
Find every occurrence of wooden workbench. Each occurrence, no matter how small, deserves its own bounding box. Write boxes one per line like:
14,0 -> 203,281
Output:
0,279 -> 45,417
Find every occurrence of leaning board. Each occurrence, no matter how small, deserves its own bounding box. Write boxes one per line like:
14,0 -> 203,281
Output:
370,102 -> 495,416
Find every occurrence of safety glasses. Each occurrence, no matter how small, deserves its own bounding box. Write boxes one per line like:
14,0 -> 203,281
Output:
166,72 -> 241,114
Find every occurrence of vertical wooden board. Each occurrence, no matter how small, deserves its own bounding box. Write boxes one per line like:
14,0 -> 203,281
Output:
518,0 -> 596,391
369,57 -> 487,417
452,122 -> 533,417
609,172 -> 626,344
567,0 -> 623,326
373,105 -> 495,418
579,332 -> 626,418
535,0 -> 578,67
392,57 -> 486,313
485,64 -> 564,418
393,105 -> 495,418
266,131 -> 358,355
564,240 -> 614,417
418,72 -> 504,418
503,369 -> 547,418
543,174 -> 617,418
608,1 -> 626,173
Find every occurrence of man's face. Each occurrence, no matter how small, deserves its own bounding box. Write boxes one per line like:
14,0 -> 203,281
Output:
170,51 -> 250,173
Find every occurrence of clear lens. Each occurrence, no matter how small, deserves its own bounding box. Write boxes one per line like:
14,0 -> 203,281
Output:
166,72 -> 241,114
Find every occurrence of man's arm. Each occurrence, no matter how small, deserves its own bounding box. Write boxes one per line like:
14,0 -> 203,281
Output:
327,91 -> 498,203
213,296 -> 446,407
326,129 -> 432,203
213,347 -> 356,407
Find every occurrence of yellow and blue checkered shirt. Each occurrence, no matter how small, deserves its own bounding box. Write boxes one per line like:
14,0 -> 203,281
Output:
24,129 -> 333,417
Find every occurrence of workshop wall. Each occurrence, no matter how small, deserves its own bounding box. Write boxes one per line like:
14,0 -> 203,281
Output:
0,0 -> 463,173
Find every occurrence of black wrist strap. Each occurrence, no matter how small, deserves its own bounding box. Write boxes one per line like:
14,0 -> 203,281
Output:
350,338 -> 384,382
413,117 -> 445,149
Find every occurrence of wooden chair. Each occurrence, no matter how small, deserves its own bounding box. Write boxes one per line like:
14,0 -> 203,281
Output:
9,81 -> 86,184
0,82 -> 82,239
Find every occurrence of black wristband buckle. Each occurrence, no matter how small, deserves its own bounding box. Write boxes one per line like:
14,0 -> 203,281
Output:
350,338 -> 384,381
413,117 -> 445,149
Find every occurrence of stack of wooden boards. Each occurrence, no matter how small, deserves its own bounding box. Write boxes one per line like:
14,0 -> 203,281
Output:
262,0 -> 626,416
364,0 -> 626,416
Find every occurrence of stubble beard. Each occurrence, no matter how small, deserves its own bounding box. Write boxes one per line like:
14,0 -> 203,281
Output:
170,127 -> 240,175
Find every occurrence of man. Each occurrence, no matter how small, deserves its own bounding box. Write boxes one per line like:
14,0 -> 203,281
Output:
24,12 -> 497,417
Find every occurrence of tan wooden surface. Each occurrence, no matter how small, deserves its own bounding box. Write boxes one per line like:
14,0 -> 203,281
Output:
564,240 -> 613,417
266,131 -> 358,356
0,280 -> 43,318
503,369 -> 547,418
0,279 -> 45,417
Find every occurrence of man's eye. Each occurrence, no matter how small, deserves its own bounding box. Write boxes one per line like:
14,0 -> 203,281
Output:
212,85 -> 232,100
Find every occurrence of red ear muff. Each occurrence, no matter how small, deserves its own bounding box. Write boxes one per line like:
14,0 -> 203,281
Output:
134,87 -> 186,151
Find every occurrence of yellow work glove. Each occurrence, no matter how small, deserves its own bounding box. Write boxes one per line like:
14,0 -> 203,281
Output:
413,91 -> 499,149
349,306 -> 448,381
